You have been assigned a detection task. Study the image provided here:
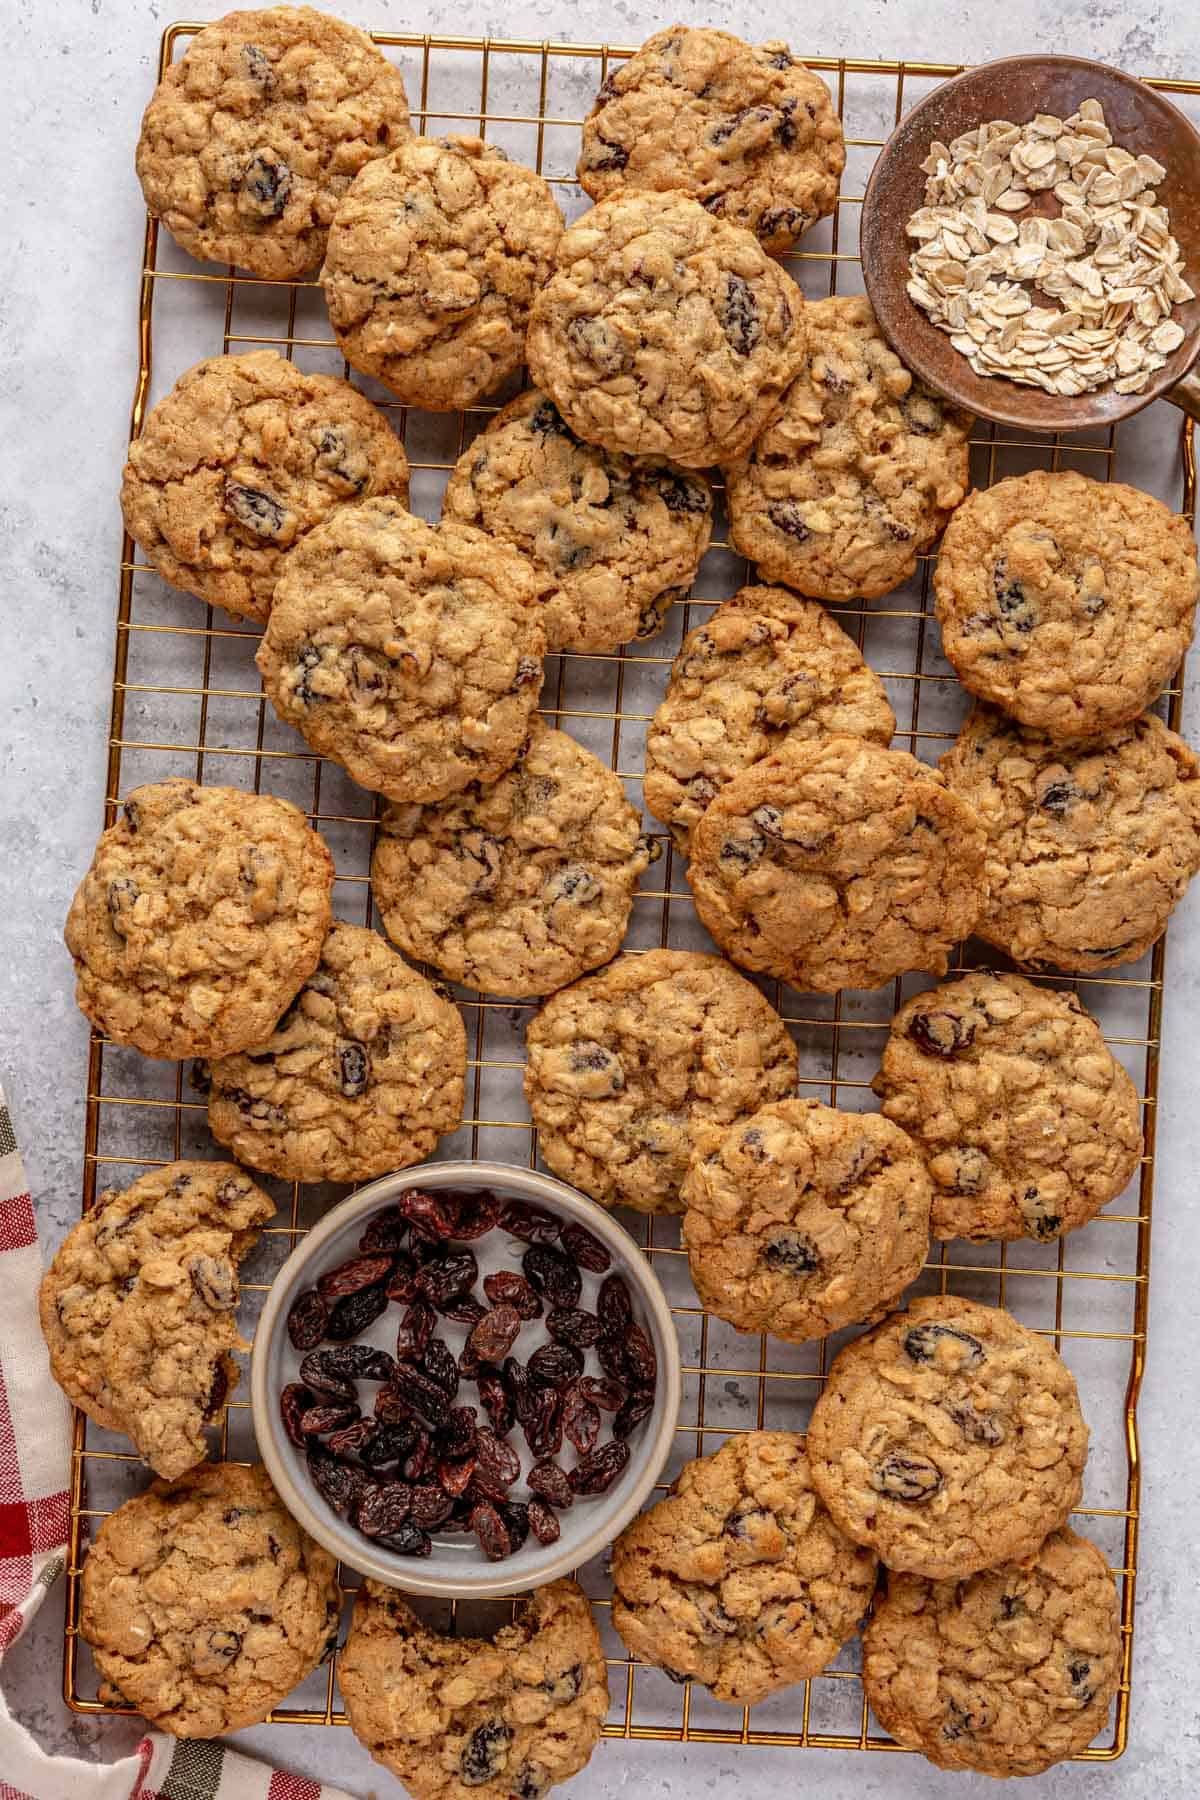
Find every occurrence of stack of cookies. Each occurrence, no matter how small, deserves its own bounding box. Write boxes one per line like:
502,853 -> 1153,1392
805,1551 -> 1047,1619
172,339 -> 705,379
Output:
50,3 -> 1197,1787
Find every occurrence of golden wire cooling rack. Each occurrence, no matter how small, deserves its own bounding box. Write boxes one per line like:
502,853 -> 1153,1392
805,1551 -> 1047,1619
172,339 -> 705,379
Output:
61,20 -> 1200,1767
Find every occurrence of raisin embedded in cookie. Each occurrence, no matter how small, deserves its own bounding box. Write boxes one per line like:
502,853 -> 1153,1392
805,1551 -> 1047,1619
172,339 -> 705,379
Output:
863,1527 -> 1122,1775
643,585 -> 896,851
612,1431 -> 876,1703
577,28 -> 844,255
725,295 -> 973,602
372,723 -> 653,999
940,705 -> 1200,973
686,737 -> 987,994
135,7 -> 412,279
339,1578 -> 608,1800
682,1099 -> 931,1344
257,498 -> 545,804
38,1162 -> 273,1479
63,780 -> 335,1060
807,1295 -> 1089,1579
935,470 -> 1199,738
79,1461 -> 340,1736
873,971 -> 1143,1243
527,191 -> 805,469
121,350 -> 410,624
440,389 -> 713,654
322,136 -> 563,411
204,921 -> 466,1183
524,950 -> 799,1214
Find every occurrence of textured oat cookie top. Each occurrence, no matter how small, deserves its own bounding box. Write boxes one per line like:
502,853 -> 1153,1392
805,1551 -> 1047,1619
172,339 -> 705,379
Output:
935,470 -> 1199,738
807,1295 -> 1089,1579
321,135 -> 564,411
64,779 -> 334,1061
339,1578 -> 608,1800
257,498 -> 545,803
578,27 -> 844,255
526,191 -> 805,468
682,1099 -> 931,1344
725,296 -> 973,602
80,1461 -> 339,1738
524,950 -> 799,1214
611,1431 -> 877,1705
440,389 -> 714,654
121,350 -> 410,623
863,1527 -> 1122,1776
940,706 -> 1200,973
135,7 -> 412,279
204,921 -> 466,1184
873,971 -> 1143,1243
687,737 -> 987,994
38,1162 -> 272,1480
644,585 -> 896,850
372,723 -> 652,999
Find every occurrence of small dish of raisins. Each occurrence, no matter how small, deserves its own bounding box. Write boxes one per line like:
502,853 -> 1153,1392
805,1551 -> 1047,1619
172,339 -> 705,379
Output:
251,1161 -> 682,1598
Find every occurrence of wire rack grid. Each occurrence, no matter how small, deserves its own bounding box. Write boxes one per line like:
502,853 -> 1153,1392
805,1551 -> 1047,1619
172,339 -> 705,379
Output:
59,20 -> 1200,1766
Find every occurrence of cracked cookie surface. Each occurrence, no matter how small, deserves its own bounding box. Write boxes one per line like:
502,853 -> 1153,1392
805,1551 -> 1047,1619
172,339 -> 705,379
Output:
935,470 -> 1199,738
577,27 -> 844,255
939,706 -> 1200,972
612,1431 -> 876,1703
873,971 -> 1143,1243
80,1461 -> 340,1736
440,389 -> 713,654
121,350 -> 410,624
807,1295 -> 1088,1580
322,135 -> 563,410
682,1099 -> 931,1344
135,6 -> 412,279
64,779 -> 335,1060
204,921 -> 466,1182
372,723 -> 652,998
524,950 -> 798,1214
339,1578 -> 608,1800
863,1527 -> 1121,1775
257,497 -> 545,803
687,737 -> 987,994
526,191 -> 805,469
725,296 -> 973,601
644,585 -> 895,850
39,1162 -> 273,1479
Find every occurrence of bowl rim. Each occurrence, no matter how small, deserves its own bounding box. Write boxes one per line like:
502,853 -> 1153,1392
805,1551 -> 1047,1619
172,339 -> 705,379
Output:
250,1159 -> 683,1599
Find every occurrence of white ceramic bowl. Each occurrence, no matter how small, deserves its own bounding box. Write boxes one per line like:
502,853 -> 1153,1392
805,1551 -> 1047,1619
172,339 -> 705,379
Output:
251,1161 -> 682,1598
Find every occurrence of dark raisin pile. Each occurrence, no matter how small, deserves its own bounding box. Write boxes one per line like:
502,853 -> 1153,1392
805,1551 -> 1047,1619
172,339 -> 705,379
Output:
281,1189 -> 657,1560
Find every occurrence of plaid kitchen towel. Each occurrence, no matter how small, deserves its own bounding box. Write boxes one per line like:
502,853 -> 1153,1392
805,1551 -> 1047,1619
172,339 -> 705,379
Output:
0,1080 -> 355,1800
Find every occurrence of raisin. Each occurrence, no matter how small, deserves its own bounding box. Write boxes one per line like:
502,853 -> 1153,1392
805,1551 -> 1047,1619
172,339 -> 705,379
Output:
598,1273 -> 633,1333
523,1385 -> 563,1459
579,1376 -> 625,1411
529,1342 -> 585,1387
415,1249 -> 478,1306
438,1406 -> 479,1459
597,1334 -> 632,1384
1039,780 -> 1079,818
470,1503 -> 514,1562
398,1366 -> 453,1427
512,656 -> 541,691
378,1522 -> 433,1557
649,469 -> 710,516
528,1460 -> 574,1508
287,1289 -> 329,1351
613,1387 -> 655,1439
546,1308 -> 601,1349
720,274 -> 761,356
625,1322 -> 657,1387
530,398 -> 574,438
385,1255 -> 419,1301
767,499 -> 810,541
374,1381 -> 416,1425
560,1222 -> 611,1273
483,1272 -> 543,1320
318,1253 -> 394,1299
474,1427 -> 521,1496
361,1421 -> 420,1470
562,1386 -> 600,1454
500,1501 -> 531,1551
453,1189 -> 504,1240
299,1401 -> 359,1436
903,1322 -> 985,1369
357,1481 -> 412,1538
409,1483 -> 456,1529
468,1305 -> 522,1364
908,1011 -> 976,1059
524,1245 -> 581,1308
398,1189 -> 463,1240
422,1338 -> 461,1399
402,1428 -> 434,1482
326,1418 -> 376,1457
239,151 -> 291,218
307,1446 -> 368,1515
871,1453 -> 943,1501
280,1383 -> 315,1447
763,1231 -> 819,1274
327,1285 -> 388,1341
439,1454 -> 478,1497
106,876 -> 139,929
224,479 -> 286,536
338,1040 -> 370,1098
569,1440 -> 631,1495
501,1201 -> 561,1244
359,1208 -> 408,1252
122,797 -> 141,833
299,1350 -> 353,1398
946,1400 -> 1005,1445
527,1499 -> 561,1546
188,1254 -> 236,1311
476,1368 -> 516,1436
394,1297 -> 436,1364
759,206 -> 807,240
585,136 -> 629,172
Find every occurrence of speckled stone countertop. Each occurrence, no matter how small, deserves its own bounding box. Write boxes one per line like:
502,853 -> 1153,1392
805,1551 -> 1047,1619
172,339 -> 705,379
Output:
3,1 -> 1200,1796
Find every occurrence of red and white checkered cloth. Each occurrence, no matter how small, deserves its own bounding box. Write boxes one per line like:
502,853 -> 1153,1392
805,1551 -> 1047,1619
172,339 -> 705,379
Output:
0,1080 -> 355,1800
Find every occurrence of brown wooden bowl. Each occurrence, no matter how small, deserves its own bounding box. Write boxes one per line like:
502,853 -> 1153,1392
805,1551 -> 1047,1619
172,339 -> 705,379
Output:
861,55 -> 1200,431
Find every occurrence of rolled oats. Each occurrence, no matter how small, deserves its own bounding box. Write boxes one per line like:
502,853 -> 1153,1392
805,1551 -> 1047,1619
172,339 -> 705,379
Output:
905,101 -> 1193,396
